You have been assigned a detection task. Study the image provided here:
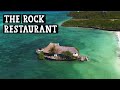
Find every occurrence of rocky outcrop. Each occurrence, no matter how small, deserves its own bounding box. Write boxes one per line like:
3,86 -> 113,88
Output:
78,56 -> 89,61
36,43 -> 89,62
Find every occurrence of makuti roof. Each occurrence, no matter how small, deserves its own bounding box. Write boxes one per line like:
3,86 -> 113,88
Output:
42,43 -> 78,54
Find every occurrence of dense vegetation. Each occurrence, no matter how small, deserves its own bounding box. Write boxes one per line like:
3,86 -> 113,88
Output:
68,11 -> 120,19
62,11 -> 120,31
38,52 -> 45,60
62,51 -> 73,60
49,45 -> 56,54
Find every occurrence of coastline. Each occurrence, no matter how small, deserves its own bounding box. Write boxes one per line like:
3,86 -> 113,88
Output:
1,11 -> 120,78
114,31 -> 120,73
62,25 -> 119,31
61,16 -> 120,62
115,31 -> 120,58
63,11 -> 120,31
62,20 -> 120,31
58,17 -> 72,26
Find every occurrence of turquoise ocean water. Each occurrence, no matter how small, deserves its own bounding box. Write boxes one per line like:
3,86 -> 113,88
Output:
0,11 -> 120,79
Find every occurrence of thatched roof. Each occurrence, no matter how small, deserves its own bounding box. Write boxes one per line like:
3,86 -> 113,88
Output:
42,43 -> 78,54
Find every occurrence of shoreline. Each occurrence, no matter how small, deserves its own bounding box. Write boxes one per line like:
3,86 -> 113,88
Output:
58,17 -> 72,26
64,11 -> 120,31
61,18 -> 120,31
115,31 -> 120,58
61,17 -> 120,61
62,23 -> 120,32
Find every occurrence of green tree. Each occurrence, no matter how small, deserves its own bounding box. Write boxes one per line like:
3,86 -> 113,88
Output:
62,51 -> 73,60
49,45 -> 56,54
38,52 -> 45,60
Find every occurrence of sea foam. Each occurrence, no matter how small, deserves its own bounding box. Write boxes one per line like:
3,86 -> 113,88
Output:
115,31 -> 120,55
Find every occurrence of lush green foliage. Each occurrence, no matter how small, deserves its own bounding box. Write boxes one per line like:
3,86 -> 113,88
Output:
62,51 -> 73,60
62,11 -> 120,30
68,11 -> 120,19
49,46 -> 56,54
62,19 -> 120,30
38,52 -> 45,60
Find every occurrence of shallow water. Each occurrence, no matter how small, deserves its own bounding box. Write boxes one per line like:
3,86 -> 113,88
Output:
0,11 -> 119,79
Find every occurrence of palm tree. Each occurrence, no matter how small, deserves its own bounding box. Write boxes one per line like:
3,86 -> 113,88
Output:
49,45 -> 56,54
62,51 -> 73,60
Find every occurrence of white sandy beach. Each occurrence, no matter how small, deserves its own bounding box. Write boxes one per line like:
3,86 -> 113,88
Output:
115,31 -> 120,49
115,31 -> 120,58
114,31 -> 120,74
